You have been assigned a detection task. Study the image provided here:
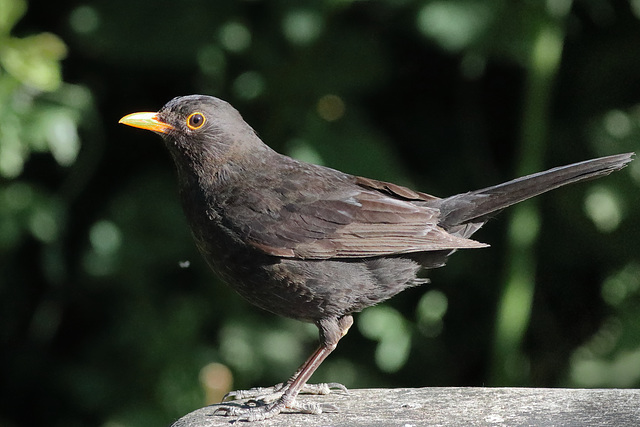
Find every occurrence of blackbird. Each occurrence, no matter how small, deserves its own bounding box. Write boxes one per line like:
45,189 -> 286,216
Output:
120,95 -> 633,421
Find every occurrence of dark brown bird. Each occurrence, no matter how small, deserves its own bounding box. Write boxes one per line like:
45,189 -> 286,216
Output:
120,95 -> 633,421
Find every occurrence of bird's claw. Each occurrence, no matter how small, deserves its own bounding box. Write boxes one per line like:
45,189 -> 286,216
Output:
300,382 -> 348,395
213,399 -> 285,422
213,398 -> 338,422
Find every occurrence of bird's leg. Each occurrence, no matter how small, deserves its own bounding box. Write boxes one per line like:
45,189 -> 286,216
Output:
215,315 -> 353,421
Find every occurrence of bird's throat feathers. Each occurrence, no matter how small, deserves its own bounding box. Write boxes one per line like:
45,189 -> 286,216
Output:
167,128 -> 275,193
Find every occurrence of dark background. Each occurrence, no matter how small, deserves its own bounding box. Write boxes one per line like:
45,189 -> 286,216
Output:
2,1 -> 639,426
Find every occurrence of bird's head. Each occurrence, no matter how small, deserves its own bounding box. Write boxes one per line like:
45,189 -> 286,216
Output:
120,95 -> 268,180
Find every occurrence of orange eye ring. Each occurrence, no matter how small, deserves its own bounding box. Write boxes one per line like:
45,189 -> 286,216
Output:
186,112 -> 206,130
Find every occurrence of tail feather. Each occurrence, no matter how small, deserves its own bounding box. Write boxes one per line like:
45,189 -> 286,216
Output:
437,152 -> 634,229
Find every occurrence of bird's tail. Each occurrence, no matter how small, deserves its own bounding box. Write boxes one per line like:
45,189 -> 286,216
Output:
437,152 -> 634,230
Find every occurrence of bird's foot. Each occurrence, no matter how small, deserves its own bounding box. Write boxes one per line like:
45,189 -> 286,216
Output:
216,382 -> 346,421
222,382 -> 347,401
214,395 -> 339,422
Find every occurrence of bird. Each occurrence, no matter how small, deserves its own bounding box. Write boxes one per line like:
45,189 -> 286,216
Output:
119,95 -> 633,421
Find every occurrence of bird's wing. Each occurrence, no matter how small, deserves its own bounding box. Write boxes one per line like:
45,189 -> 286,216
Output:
224,177 -> 487,260
353,175 -> 440,202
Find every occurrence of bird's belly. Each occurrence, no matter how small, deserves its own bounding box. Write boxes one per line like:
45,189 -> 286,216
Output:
201,244 -> 426,322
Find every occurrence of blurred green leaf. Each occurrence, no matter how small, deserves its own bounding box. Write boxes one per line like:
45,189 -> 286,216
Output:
417,0 -> 495,52
1,32 -> 67,91
0,0 -> 26,36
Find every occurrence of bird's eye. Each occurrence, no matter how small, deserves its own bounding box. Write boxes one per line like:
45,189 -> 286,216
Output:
186,112 -> 206,130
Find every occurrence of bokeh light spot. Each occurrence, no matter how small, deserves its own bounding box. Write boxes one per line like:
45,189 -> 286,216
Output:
584,186 -> 622,233
89,220 -> 122,255
416,290 -> 448,337
601,263 -> 640,306
508,204 -> 541,247
359,306 -> 411,372
282,9 -> 323,45
28,209 -> 58,243
219,22 -> 251,53
260,330 -> 302,364
317,94 -> 345,122
47,113 -> 80,166
199,363 -> 233,405
69,5 -> 100,34
603,109 -> 632,139
232,71 -> 265,100
375,332 -> 410,373
417,1 -> 492,52
287,138 -> 325,165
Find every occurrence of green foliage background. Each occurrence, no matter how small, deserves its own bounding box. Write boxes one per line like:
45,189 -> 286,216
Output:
2,1 -> 640,426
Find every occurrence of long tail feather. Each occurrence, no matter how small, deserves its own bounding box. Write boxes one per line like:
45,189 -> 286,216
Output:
438,152 -> 634,228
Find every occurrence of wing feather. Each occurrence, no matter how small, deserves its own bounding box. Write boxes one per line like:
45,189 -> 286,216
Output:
225,181 -> 486,259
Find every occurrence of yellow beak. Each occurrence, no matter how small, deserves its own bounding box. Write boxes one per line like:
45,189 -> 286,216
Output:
119,112 -> 174,134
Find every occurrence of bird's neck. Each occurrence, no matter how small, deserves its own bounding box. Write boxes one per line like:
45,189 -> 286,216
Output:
172,137 -> 279,216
